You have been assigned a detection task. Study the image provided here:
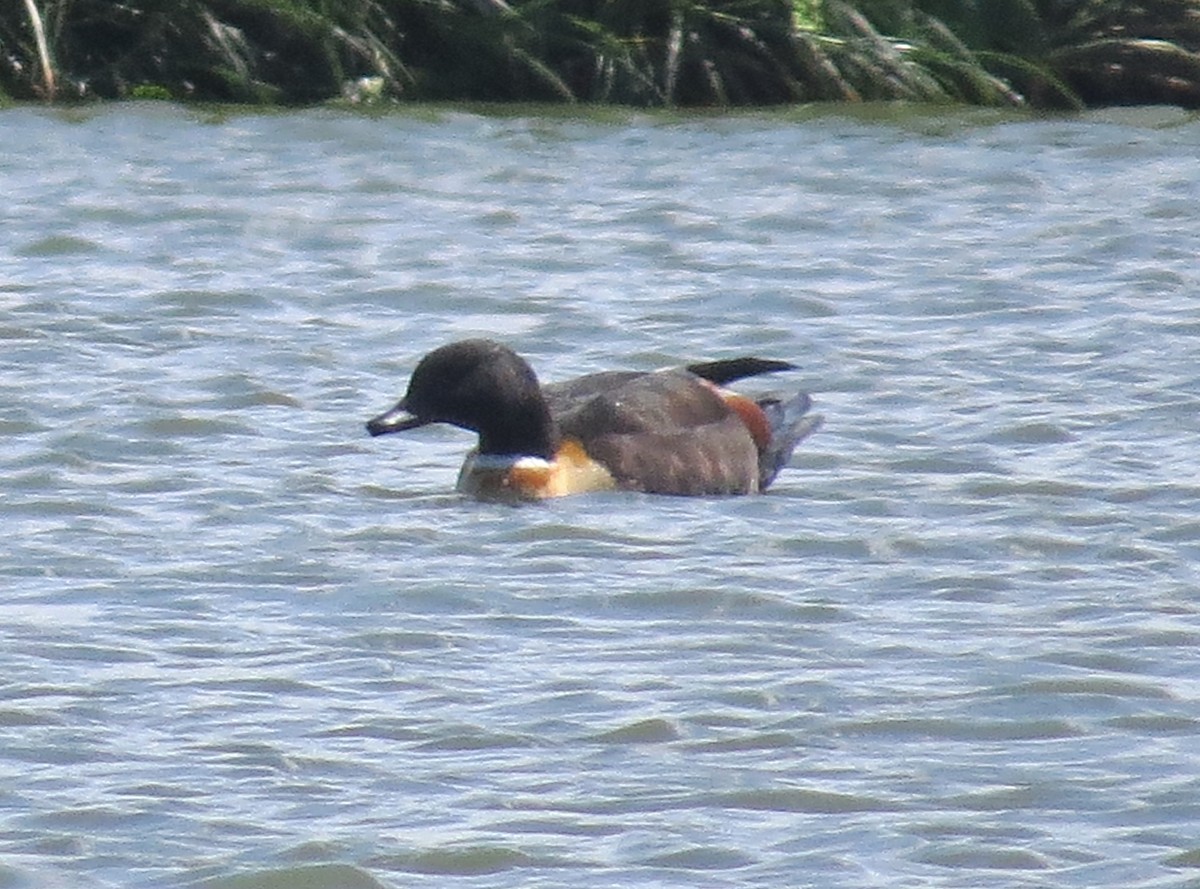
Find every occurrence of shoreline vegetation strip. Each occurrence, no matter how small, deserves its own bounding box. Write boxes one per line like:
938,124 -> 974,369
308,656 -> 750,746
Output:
2,0 -> 1199,109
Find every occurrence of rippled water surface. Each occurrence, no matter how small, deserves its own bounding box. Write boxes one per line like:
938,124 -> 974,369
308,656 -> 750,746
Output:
2,102 -> 1200,889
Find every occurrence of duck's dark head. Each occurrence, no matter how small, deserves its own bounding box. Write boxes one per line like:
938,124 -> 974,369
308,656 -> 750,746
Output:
366,339 -> 556,458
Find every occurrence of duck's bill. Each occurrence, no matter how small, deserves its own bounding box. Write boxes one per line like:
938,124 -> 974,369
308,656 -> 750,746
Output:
366,402 -> 428,437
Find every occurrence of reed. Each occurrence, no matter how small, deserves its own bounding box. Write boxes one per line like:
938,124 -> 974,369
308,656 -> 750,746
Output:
21,0 -> 55,99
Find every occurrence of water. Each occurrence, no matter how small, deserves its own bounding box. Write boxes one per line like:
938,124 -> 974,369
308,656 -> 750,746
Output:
1,102 -> 1199,889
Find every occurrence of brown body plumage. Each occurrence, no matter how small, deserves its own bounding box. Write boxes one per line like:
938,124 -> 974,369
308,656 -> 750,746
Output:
366,339 -> 821,500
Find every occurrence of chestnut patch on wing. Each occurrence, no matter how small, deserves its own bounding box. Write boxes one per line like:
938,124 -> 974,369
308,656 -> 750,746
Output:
721,392 -> 771,452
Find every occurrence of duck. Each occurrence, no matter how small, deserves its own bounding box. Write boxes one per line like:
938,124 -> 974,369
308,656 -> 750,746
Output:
365,339 -> 822,501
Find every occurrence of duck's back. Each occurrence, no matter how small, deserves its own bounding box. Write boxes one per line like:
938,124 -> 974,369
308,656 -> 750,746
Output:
547,369 -> 764,495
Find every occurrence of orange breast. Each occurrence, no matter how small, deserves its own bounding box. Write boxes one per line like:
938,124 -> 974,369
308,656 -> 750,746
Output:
505,457 -> 555,496
458,438 -> 616,501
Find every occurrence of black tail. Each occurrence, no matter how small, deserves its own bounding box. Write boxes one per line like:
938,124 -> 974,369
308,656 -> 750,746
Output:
686,357 -> 796,385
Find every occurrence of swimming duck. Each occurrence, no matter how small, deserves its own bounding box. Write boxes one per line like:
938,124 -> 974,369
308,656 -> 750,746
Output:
366,339 -> 821,500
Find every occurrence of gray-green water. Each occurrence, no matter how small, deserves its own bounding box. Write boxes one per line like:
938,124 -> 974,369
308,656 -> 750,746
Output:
2,103 -> 1199,889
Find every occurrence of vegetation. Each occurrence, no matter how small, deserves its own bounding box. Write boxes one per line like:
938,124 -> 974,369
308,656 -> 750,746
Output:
2,0 -> 1199,109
